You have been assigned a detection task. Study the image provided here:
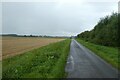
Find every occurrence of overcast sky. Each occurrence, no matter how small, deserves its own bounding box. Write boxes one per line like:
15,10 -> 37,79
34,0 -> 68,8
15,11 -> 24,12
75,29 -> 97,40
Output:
2,0 -> 118,36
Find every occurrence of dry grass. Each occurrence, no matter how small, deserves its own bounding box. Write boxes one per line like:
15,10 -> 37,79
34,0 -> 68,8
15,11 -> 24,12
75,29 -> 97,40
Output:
2,36 -> 64,59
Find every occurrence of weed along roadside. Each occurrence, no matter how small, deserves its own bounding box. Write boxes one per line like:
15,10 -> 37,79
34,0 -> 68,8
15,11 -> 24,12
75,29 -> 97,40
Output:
2,39 -> 71,78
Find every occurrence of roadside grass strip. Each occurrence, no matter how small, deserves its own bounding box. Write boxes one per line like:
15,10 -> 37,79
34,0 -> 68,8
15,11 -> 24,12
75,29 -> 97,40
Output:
3,39 -> 71,78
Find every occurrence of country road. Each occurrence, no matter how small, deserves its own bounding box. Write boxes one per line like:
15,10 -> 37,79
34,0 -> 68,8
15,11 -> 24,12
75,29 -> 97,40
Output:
65,39 -> 118,78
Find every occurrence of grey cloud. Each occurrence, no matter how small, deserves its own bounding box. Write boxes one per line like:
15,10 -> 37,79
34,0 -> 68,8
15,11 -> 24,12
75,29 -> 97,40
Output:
2,1 -> 117,36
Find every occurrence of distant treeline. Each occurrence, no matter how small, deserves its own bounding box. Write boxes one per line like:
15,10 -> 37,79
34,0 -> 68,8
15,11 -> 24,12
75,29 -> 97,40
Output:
77,13 -> 118,47
1,34 -> 17,36
2,34 -> 70,38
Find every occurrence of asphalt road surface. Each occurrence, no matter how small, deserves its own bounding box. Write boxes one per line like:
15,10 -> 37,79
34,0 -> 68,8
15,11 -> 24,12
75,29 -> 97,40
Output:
65,39 -> 118,78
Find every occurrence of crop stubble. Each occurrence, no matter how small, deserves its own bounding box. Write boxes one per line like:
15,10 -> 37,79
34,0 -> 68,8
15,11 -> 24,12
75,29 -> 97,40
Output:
2,36 -> 64,59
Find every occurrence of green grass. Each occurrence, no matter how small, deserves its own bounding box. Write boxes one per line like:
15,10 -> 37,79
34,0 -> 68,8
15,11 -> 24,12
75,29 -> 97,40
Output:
0,61 -> 2,79
76,38 -> 119,70
3,39 -> 71,78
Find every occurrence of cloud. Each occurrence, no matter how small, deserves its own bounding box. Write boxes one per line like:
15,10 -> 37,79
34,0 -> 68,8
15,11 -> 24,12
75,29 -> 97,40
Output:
2,1 -> 118,36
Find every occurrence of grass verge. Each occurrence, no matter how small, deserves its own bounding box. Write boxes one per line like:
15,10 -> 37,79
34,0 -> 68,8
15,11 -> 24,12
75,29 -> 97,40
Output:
3,39 -> 71,78
76,38 -> 119,70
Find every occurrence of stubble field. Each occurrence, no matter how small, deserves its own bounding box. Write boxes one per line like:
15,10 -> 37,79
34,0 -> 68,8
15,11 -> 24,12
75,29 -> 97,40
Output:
2,36 -> 64,59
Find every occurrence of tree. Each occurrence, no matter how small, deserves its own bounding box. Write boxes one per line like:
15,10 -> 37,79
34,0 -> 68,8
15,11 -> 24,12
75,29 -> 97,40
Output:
77,12 -> 118,47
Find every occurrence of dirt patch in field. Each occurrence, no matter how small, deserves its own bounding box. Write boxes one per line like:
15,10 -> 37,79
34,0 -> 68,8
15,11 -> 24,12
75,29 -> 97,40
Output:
2,36 -> 64,60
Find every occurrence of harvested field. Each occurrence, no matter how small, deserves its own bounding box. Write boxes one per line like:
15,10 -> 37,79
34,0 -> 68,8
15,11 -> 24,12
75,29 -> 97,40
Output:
2,36 -> 64,59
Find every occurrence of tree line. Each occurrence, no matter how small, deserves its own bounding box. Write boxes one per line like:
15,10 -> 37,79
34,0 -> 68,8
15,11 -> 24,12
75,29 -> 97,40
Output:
77,13 -> 118,47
